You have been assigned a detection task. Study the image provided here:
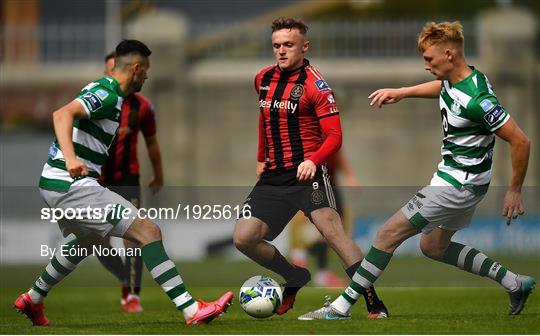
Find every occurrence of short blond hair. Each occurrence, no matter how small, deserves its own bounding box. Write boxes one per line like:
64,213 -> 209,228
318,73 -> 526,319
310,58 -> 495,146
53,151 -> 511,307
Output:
418,21 -> 464,53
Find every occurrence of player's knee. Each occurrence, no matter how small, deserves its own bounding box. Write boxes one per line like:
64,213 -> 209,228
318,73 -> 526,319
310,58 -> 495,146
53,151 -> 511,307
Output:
312,208 -> 339,224
419,239 -> 445,260
312,208 -> 342,241
374,225 -> 402,251
233,229 -> 254,252
138,219 -> 162,244
375,225 -> 394,244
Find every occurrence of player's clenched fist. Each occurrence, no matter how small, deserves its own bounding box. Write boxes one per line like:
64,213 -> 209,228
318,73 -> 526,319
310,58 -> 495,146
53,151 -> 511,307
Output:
66,159 -> 89,179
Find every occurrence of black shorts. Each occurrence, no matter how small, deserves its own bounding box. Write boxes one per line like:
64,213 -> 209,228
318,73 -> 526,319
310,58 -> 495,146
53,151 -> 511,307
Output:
244,165 -> 338,240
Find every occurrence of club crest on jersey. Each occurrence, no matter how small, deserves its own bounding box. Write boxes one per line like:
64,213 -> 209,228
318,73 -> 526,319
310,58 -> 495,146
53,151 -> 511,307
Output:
290,84 -> 304,99
315,79 -> 330,91
48,142 -> 58,159
480,99 -> 495,112
451,99 -> 462,115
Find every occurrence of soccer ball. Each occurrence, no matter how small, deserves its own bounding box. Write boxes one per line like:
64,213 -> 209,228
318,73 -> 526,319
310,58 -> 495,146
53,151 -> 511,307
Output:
239,275 -> 282,318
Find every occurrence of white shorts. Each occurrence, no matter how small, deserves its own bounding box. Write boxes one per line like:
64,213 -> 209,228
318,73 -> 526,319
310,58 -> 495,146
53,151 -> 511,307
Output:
400,174 -> 487,233
39,178 -> 137,238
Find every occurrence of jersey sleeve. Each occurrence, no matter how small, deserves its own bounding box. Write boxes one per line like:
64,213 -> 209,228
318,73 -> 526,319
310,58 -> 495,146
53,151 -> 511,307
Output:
468,93 -> 510,132
75,86 -> 119,120
141,100 -> 157,137
311,84 -> 339,119
309,114 -> 342,166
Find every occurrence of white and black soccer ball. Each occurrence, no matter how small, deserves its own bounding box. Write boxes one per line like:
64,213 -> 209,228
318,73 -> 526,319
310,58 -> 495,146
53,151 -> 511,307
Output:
239,275 -> 282,318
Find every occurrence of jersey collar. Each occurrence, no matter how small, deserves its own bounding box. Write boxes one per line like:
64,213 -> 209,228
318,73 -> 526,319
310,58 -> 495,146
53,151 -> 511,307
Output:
276,59 -> 310,74
104,76 -> 125,98
448,65 -> 477,89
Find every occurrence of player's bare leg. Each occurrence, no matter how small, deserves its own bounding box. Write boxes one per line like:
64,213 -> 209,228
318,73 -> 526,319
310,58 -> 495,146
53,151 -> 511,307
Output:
14,233 -> 101,326
310,208 -> 361,266
121,238 -> 143,312
420,227 -> 536,315
234,217 -> 311,315
299,210 -> 418,320
312,208 -> 389,318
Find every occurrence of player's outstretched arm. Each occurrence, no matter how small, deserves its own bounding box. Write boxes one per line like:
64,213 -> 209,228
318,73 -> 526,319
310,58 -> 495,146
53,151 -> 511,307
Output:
495,118 -> 531,225
369,80 -> 441,108
52,100 -> 89,179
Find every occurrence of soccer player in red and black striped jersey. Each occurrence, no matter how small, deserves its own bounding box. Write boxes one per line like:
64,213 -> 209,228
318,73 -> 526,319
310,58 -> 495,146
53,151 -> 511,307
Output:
96,52 -> 164,313
233,17 -> 388,319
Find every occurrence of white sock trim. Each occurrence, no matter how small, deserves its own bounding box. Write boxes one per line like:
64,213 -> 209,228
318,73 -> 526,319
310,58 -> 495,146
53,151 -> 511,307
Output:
457,246 -> 473,269
34,277 -> 52,292
150,260 -> 175,278
56,253 -> 76,270
352,272 -> 372,289
162,275 -> 183,292
344,286 -> 361,300
331,296 -> 351,314
488,262 -> 502,279
471,253 -> 487,274
45,263 -> 63,282
501,271 -> 518,291
173,291 -> 193,308
28,289 -> 44,303
361,259 -> 382,277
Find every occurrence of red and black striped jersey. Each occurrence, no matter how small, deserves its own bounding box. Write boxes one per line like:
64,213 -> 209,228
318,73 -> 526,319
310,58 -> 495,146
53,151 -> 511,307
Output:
99,93 -> 156,185
255,59 -> 342,171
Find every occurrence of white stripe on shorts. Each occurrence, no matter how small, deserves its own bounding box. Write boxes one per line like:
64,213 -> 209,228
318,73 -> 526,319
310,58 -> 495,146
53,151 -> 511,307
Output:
321,166 -> 336,209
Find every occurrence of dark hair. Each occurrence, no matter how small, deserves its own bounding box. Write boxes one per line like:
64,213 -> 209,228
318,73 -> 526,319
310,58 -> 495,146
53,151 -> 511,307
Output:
271,17 -> 308,35
115,39 -> 152,58
104,51 -> 115,62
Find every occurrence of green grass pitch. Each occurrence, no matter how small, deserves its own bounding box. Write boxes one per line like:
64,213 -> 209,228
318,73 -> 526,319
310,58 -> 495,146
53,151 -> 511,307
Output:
1,255 -> 539,334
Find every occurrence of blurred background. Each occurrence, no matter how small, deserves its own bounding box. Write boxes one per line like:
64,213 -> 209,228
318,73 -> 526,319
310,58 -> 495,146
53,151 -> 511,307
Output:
1,0 -> 539,276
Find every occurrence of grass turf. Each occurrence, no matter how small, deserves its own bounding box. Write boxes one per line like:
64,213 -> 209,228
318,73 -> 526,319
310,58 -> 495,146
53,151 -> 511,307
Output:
1,256 -> 539,334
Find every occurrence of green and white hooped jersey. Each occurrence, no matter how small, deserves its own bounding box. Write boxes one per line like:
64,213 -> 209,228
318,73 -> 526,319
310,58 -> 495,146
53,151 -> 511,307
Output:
436,67 -> 510,189
39,76 -> 124,192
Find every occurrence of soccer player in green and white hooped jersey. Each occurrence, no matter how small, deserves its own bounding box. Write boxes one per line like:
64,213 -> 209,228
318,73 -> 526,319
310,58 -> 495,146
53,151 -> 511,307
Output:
14,39 -> 233,327
298,21 -> 535,320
